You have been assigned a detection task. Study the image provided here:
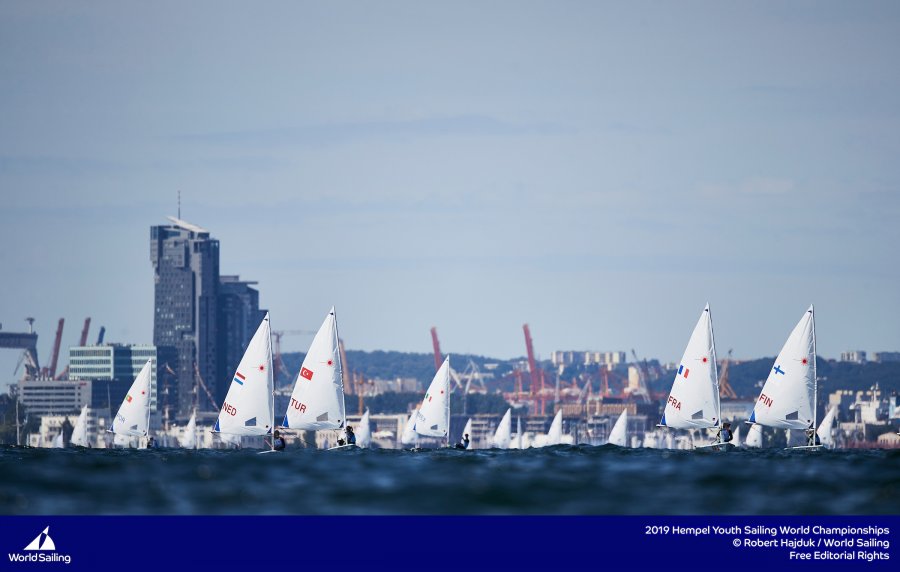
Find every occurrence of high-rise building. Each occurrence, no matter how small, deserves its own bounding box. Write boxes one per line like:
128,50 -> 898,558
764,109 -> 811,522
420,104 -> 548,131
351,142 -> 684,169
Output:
150,217 -> 220,416
217,275 -> 267,407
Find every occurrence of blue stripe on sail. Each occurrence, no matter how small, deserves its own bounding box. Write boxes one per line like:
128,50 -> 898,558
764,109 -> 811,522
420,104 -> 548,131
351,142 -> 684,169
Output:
748,410 -> 756,424
678,365 -> 683,375
214,419 -> 220,432
233,377 -> 244,385
660,413 -> 667,426
281,415 -> 289,428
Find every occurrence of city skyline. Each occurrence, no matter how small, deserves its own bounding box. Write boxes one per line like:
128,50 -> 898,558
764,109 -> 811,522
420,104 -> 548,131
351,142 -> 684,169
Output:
2,2 -> 900,389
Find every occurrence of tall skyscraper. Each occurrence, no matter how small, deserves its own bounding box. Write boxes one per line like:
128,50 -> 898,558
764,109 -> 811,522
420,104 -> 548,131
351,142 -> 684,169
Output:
150,217 -> 220,416
217,275 -> 267,407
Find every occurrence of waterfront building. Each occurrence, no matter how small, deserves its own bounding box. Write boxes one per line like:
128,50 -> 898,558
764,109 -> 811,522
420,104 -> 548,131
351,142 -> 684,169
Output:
68,344 -> 159,412
840,350 -> 867,363
872,351 -> 900,363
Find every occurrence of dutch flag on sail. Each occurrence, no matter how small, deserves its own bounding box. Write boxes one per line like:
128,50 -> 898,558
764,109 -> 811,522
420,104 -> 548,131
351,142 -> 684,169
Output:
234,372 -> 246,385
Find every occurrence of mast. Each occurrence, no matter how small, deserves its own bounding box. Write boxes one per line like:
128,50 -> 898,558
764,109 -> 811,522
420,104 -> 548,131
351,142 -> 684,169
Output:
269,314 -> 275,452
446,355 -> 451,447
811,305 -> 817,444
333,307 -> 347,446
708,304 -> 722,440
15,395 -> 20,446
146,370 -> 153,442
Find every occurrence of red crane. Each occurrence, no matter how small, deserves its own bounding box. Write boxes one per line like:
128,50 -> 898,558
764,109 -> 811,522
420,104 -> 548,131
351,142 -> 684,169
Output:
78,317 -> 91,346
523,324 -> 544,415
55,317 -> 91,380
41,318 -> 65,379
430,327 -> 443,372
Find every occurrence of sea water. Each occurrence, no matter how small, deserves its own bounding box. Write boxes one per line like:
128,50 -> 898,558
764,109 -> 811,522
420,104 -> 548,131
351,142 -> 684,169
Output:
1,445 -> 897,514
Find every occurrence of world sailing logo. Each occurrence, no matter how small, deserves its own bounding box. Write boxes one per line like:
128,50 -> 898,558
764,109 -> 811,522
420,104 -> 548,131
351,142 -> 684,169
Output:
8,526 -> 72,565
24,527 -> 55,551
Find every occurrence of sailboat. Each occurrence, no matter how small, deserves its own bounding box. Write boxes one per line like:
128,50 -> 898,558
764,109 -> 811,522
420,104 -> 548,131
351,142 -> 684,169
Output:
608,409 -> 628,447
544,410 -> 563,446
400,411 -> 418,447
492,408 -> 512,449
181,410 -> 198,449
744,423 -> 763,448
213,313 -> 275,451
282,307 -> 348,449
817,405 -> 838,448
460,418 -> 473,449
658,304 -> 726,450
731,425 -> 741,447
356,409 -> 371,448
70,405 -> 89,447
414,355 -> 451,447
748,306 -> 820,450
110,359 -> 153,447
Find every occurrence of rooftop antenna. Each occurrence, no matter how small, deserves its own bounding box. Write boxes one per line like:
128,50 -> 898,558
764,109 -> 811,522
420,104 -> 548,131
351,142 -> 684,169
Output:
178,190 -> 181,219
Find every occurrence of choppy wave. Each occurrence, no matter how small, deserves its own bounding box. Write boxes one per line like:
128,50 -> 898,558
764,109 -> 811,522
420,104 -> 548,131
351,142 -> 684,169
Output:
1,445 -> 897,515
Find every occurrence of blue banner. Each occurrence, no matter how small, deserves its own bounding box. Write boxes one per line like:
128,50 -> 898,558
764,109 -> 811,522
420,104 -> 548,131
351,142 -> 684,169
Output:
1,516 -> 895,571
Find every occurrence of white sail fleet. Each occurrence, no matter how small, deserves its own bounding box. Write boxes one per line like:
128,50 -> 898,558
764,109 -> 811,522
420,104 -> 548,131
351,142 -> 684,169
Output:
51,303 -> 830,452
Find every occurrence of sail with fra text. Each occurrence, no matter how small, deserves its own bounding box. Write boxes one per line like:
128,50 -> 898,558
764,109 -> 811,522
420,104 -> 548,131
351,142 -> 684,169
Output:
659,304 -> 720,430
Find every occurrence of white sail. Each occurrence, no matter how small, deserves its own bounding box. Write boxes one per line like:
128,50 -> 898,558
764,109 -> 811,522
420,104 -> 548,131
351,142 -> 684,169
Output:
492,408 -> 512,448
52,433 -> 64,448
750,306 -> 816,430
283,308 -> 346,431
817,405 -> 838,447
356,409 -> 371,448
660,304 -> 720,430
111,359 -> 152,437
70,405 -> 89,447
732,425 -> 741,447
182,411 -> 197,449
545,410 -> 563,446
460,418 -> 473,449
214,313 -> 274,437
608,409 -> 628,447
415,356 -> 450,439
400,411 -> 418,445
744,423 -> 763,448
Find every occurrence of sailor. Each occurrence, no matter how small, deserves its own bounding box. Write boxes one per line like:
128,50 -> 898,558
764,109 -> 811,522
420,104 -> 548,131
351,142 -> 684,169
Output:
719,422 -> 733,443
805,422 -> 820,446
146,436 -> 156,449
455,433 -> 470,450
345,425 -> 356,446
273,430 -> 286,451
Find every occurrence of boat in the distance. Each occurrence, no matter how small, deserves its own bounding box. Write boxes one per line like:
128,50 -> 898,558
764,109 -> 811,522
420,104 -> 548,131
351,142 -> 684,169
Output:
110,359 -> 153,448
213,313 -> 275,452
281,307 -> 350,450
658,304 -> 729,450
747,305 -> 821,450
414,355 -> 451,448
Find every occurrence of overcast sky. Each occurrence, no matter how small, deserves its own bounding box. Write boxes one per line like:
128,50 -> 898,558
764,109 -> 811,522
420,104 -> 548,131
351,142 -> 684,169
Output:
1,2 -> 899,387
